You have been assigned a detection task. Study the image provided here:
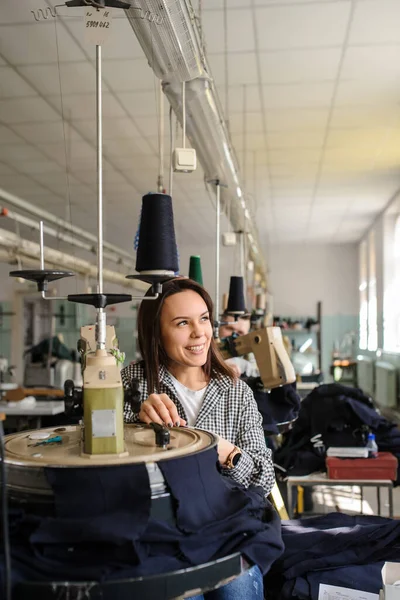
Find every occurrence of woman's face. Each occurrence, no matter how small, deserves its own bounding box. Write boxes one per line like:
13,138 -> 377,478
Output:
160,290 -> 213,369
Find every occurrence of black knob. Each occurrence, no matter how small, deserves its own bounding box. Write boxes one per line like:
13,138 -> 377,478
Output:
124,378 -> 142,414
150,423 -> 170,448
64,379 -> 75,398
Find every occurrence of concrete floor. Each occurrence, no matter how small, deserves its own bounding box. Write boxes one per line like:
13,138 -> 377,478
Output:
311,484 -> 400,519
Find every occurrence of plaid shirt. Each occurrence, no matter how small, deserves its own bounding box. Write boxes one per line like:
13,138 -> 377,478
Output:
121,362 -> 275,494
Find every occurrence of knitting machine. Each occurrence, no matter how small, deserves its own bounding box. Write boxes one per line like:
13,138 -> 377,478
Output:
0,2 -> 255,598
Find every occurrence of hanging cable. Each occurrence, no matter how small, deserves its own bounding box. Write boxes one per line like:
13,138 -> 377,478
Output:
242,84 -> 247,188
158,80 -> 165,193
223,0 -> 229,130
182,81 -> 186,148
54,15 -> 78,292
169,106 -> 175,196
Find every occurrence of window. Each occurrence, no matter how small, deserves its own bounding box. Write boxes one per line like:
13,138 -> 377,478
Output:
367,230 -> 378,351
383,209 -> 400,352
359,240 -> 368,350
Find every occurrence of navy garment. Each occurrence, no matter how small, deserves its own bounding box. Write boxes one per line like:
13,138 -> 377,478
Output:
264,513 -> 400,599
274,383 -> 400,483
0,447 -> 284,590
245,379 -> 300,434
269,563 -> 385,600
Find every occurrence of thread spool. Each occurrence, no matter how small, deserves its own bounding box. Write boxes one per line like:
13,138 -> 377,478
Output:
188,255 -> 203,285
226,276 -> 246,315
129,193 -> 179,283
256,293 -> 266,312
222,293 -> 228,313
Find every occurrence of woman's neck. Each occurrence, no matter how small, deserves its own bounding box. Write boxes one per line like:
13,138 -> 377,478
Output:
167,364 -> 208,390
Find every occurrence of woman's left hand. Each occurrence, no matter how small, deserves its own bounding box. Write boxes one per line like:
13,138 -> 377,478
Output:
217,437 -> 235,466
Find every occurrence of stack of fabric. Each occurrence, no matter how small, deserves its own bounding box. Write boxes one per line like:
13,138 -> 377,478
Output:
274,383 -> 400,483
265,513 -> 400,599
0,449 -> 284,589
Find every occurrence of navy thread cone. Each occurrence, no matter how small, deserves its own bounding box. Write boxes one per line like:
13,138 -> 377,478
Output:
135,193 -> 179,273
226,276 -> 246,313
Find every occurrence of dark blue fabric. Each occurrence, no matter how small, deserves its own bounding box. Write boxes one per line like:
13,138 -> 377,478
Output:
274,383 -> 400,483
264,513 -> 400,599
0,447 -> 284,591
245,379 -> 300,434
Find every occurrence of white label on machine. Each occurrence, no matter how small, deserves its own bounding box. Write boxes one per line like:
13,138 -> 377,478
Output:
84,8 -> 112,45
318,584 -> 378,600
91,409 -> 116,438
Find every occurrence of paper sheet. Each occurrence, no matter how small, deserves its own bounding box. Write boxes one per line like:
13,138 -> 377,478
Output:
318,584 -> 379,600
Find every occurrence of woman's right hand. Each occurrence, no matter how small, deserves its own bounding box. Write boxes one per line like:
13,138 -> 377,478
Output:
139,393 -> 186,427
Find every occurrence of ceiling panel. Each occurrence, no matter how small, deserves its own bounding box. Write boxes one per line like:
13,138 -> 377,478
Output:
268,131 -> 325,149
259,48 -> 342,85
0,97 -> 60,123
102,58 -> 156,93
227,9 -> 255,53
255,3 -> 351,50
0,66 -> 37,97
0,22 -> 86,64
267,108 -> 329,132
227,85 -> 261,112
0,0 -> 398,253
263,82 -> 335,109
50,91 -> 126,120
18,62 -> 97,96
350,0 -> 400,45
228,53 -> 258,85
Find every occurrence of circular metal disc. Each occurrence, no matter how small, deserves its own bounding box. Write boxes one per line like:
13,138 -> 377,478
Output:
4,424 -> 217,468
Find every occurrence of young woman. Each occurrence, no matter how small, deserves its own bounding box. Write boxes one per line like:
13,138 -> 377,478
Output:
121,278 -> 276,600
121,277 -> 275,493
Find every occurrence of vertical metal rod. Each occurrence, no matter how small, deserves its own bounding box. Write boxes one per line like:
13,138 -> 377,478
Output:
96,44 -> 103,296
39,220 -> 45,269
182,81 -> 186,148
169,107 -> 174,196
240,231 -> 245,278
96,44 -> 105,350
158,80 -> 164,193
215,181 -> 221,336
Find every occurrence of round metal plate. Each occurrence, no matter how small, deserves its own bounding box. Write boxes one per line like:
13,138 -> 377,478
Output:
4,424 -> 217,468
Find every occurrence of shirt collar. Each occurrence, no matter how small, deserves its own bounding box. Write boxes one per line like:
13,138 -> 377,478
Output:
159,365 -> 232,393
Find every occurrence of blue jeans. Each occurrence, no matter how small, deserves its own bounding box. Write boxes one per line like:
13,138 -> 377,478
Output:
186,564 -> 263,600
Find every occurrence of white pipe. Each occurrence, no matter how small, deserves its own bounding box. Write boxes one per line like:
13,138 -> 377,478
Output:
39,220 -> 45,270
96,44 -> 104,298
0,187 -> 133,261
0,228 -> 147,290
158,80 -> 164,193
0,208 -> 134,269
215,181 -> 221,332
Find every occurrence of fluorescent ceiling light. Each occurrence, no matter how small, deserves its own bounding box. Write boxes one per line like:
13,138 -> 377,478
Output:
125,0 -> 204,82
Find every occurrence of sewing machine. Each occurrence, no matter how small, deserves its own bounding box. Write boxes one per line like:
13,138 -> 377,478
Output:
219,326 -> 296,389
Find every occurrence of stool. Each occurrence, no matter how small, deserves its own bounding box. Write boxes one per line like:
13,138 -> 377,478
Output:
286,473 -> 394,518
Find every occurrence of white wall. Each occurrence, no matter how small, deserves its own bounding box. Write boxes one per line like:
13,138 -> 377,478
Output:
268,243 -> 359,317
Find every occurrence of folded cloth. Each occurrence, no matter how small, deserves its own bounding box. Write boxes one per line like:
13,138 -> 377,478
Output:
265,513 -> 400,599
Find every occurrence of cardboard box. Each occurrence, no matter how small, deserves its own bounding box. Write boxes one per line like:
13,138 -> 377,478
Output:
381,562 -> 400,599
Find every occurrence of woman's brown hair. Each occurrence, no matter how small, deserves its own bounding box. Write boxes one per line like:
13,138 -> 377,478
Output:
137,278 -> 235,393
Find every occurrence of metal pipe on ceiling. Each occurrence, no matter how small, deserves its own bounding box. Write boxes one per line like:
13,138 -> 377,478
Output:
0,187 -> 133,262
0,228 -> 147,290
0,207 -> 134,270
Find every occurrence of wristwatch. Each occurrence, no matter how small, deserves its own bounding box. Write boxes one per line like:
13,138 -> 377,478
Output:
224,446 -> 242,469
